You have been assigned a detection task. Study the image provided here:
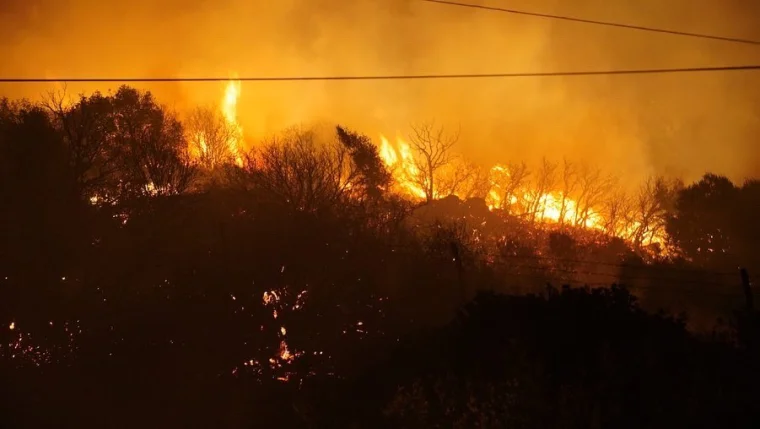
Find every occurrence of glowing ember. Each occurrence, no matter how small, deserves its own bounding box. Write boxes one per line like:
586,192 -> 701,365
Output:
263,291 -> 280,306
1,321 -> 79,368
278,340 -> 293,362
241,287 -> 317,382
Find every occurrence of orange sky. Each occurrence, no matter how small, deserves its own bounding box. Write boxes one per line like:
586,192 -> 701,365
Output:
1,0 -> 759,185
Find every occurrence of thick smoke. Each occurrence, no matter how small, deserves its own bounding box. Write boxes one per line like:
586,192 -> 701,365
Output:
1,0 -> 758,184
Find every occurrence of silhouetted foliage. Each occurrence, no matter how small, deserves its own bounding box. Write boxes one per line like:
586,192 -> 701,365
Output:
667,174 -> 747,269
407,121 -> 459,202
336,125 -> 391,201
243,127 -> 358,213
186,106 -> 241,168
0,100 -> 91,320
108,86 -> 196,199
1,88 -> 759,429
361,287 -> 759,429
45,89 -> 117,199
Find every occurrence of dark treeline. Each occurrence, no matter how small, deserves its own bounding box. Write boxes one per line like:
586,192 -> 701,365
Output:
1,87 -> 759,428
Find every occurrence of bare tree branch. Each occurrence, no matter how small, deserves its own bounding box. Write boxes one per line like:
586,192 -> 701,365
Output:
246,127 -> 360,213
109,88 -> 197,200
601,187 -> 634,237
437,159 -> 483,199
574,164 -> 616,227
557,158 -> 579,225
186,106 -> 240,168
407,121 -> 459,202
493,161 -> 530,214
42,87 -> 119,201
628,176 -> 678,249
528,157 -> 558,222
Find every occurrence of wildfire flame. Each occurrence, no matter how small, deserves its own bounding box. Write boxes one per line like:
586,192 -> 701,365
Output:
377,135 -> 666,247
485,165 -> 603,228
189,80 -> 666,248
222,80 -> 244,167
379,135 -> 428,199
193,80 -> 244,167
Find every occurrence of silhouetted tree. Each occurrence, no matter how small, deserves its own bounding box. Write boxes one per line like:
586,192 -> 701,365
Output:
186,106 -> 240,168
490,161 -> 530,213
574,164 -> 616,227
630,175 -> 680,250
108,86 -> 196,200
247,127 -> 360,213
44,88 -> 117,201
407,121 -> 459,202
437,158 -> 484,199
0,99 -> 90,313
528,157 -> 558,222
335,125 -> 391,201
601,187 -> 634,237
666,174 -> 739,268
558,158 -> 579,225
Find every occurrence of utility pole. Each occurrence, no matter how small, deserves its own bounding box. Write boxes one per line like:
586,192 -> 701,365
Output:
739,267 -> 754,314
738,267 -> 756,353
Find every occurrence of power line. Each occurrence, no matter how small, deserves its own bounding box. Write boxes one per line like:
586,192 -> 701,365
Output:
1,65 -> 760,83
421,0 -> 760,46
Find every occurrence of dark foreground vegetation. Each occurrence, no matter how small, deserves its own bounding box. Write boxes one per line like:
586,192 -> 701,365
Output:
1,88 -> 760,428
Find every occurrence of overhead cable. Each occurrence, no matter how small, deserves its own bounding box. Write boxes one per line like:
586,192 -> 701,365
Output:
1,65 -> 760,83
421,0 -> 760,46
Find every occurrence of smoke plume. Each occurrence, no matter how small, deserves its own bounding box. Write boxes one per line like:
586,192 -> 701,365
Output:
1,0 -> 759,185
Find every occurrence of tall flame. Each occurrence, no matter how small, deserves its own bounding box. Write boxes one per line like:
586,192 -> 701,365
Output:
378,135 -> 428,199
189,80 -> 244,167
222,80 -> 244,167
